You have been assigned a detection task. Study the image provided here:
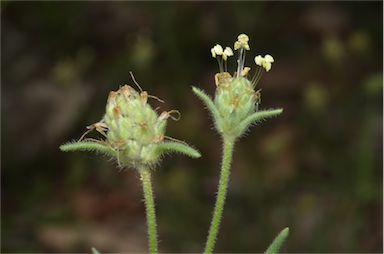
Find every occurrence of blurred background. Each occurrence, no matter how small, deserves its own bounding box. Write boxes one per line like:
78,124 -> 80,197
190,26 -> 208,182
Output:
1,1 -> 383,253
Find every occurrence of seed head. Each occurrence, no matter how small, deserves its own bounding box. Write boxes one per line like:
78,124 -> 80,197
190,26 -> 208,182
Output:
61,81 -> 201,169
104,85 -> 171,167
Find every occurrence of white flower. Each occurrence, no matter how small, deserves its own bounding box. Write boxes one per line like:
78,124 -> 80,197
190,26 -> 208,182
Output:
223,47 -> 234,60
211,44 -> 223,58
254,54 -> 275,72
234,33 -> 250,50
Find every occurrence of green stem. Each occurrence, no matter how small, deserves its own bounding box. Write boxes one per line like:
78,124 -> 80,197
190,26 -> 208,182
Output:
139,167 -> 158,254
204,137 -> 235,254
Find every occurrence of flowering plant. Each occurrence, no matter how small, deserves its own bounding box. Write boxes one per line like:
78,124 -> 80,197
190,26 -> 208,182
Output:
193,33 -> 287,254
60,33 -> 288,254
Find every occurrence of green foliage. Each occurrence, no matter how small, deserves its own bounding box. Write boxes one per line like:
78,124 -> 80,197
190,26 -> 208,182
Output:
194,34 -> 285,253
237,109 -> 283,136
60,141 -> 117,158
91,247 -> 101,254
191,86 -> 221,130
157,141 -> 201,159
265,227 -> 290,254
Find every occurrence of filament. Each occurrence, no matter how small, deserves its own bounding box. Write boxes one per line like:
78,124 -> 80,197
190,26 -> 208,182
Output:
168,110 -> 181,121
164,135 -> 188,145
129,71 -> 143,93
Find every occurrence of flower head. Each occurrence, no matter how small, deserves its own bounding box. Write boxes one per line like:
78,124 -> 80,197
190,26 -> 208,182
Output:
104,85 -> 170,167
61,80 -> 201,169
194,33 -> 282,140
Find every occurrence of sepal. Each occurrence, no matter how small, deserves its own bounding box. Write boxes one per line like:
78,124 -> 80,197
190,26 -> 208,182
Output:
91,247 -> 101,254
265,227 -> 289,254
192,86 -> 221,129
237,108 -> 283,136
60,141 -> 117,158
157,141 -> 201,158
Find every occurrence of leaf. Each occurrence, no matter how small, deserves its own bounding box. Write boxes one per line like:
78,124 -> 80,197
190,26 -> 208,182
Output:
91,247 -> 101,254
157,141 -> 201,158
60,141 -> 117,158
238,108 -> 283,135
192,86 -> 221,126
265,227 -> 289,254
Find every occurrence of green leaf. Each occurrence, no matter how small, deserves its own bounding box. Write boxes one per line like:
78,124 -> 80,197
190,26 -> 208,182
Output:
265,227 -> 289,254
192,86 -> 221,126
157,141 -> 201,158
238,108 -> 283,135
60,141 -> 117,158
91,247 -> 101,254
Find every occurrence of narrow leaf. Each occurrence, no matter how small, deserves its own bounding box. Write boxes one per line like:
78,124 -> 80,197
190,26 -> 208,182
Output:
265,227 -> 289,254
91,247 -> 101,254
238,108 -> 283,135
192,86 -> 221,125
158,141 -> 201,158
60,141 -> 117,158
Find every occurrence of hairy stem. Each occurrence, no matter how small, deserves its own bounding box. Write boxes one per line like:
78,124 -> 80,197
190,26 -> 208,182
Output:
204,137 -> 235,254
139,167 -> 158,254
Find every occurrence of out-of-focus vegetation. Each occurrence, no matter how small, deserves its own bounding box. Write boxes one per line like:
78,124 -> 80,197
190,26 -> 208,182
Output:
1,2 -> 382,253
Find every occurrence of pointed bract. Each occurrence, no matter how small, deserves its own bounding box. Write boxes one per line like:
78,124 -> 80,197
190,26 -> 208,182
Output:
265,227 -> 290,254
157,141 -> 201,158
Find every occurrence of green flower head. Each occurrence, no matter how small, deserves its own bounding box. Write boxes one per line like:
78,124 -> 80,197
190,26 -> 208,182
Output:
61,78 -> 200,169
193,33 -> 282,141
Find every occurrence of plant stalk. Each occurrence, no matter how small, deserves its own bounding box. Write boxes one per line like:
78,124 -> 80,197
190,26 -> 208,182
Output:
139,167 -> 158,254
204,137 -> 235,254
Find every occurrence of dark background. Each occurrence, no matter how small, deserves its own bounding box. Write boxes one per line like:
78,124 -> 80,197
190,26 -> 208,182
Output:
2,1 -> 383,253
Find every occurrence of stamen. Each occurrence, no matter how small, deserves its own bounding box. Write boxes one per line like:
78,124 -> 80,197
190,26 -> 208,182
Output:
254,68 -> 264,85
129,71 -> 143,92
168,110 -> 181,121
254,89 -> 262,111
78,129 -> 92,141
216,56 -> 223,73
148,94 -> 165,103
164,135 -> 188,145
236,48 -> 245,77
251,66 -> 263,86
